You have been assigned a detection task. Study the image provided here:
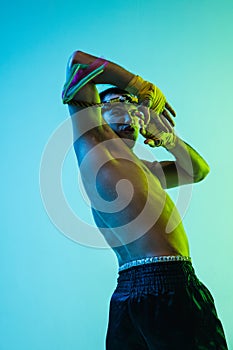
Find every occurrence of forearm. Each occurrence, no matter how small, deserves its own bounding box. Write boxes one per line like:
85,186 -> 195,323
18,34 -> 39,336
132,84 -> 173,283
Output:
66,51 -> 168,116
167,137 -> 210,182
69,51 -> 134,89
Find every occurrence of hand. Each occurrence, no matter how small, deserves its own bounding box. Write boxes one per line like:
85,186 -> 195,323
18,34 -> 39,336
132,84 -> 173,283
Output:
136,82 -> 176,128
125,75 -> 176,127
138,100 -> 176,132
140,111 -> 177,149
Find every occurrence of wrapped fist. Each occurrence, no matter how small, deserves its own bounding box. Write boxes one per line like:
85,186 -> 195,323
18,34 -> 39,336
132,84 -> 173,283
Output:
140,112 -> 177,150
125,75 -> 176,127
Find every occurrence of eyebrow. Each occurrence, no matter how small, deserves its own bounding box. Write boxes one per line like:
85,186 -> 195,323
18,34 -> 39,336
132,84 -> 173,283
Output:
111,103 -> 138,109
101,102 -> 139,114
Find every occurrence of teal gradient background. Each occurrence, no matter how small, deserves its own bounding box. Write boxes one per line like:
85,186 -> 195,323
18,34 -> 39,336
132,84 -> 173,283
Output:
1,0 -> 233,349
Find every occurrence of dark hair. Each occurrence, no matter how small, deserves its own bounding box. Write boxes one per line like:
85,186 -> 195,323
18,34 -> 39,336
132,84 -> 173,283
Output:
99,87 -> 131,102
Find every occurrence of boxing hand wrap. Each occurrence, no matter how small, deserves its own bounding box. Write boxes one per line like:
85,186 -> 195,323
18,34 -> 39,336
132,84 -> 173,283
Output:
125,75 -> 166,115
62,58 -> 108,104
143,130 -> 177,149
160,132 -> 177,150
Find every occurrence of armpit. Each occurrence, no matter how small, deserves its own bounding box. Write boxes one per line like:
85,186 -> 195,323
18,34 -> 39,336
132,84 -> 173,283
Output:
141,159 -> 167,188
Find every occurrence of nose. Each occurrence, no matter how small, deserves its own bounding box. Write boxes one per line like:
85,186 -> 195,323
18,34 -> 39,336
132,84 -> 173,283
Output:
124,112 -> 133,123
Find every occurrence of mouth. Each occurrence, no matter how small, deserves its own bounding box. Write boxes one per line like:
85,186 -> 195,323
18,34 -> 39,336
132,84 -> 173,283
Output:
119,125 -> 136,134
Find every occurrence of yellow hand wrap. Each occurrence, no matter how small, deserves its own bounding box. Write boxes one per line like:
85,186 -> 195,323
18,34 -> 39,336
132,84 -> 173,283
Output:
156,132 -> 177,150
142,129 -> 177,149
125,75 -> 166,115
140,113 -> 177,150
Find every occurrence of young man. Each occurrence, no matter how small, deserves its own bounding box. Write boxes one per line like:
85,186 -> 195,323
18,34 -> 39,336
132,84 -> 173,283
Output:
62,51 -> 228,349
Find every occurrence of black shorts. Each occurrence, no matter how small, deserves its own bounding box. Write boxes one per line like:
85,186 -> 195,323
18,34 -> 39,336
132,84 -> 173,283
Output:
106,261 -> 228,350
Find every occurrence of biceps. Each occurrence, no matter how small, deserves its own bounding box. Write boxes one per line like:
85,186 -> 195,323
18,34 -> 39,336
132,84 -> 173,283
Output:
152,161 -> 194,188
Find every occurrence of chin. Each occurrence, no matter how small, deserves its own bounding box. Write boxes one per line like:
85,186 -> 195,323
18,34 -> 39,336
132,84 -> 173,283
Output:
114,130 -> 138,148
122,137 -> 136,148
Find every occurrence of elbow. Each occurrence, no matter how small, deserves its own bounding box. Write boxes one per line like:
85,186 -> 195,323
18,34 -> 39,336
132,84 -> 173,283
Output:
194,164 -> 210,183
69,50 -> 86,66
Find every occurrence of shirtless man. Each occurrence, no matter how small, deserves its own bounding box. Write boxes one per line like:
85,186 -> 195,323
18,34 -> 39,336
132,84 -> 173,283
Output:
62,51 -> 228,349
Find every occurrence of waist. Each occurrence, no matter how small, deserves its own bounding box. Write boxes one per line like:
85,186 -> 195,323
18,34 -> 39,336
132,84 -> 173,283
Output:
119,255 -> 191,272
115,259 -> 197,296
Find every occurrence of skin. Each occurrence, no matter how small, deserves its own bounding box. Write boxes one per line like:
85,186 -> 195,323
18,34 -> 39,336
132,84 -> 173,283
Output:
101,93 -> 143,148
67,51 -> 210,266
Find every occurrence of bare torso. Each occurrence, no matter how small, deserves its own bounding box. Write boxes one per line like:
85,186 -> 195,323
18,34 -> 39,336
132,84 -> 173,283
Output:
90,151 -> 190,266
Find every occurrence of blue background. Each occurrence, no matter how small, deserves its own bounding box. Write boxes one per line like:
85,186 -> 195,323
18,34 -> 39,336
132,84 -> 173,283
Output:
1,0 -> 233,348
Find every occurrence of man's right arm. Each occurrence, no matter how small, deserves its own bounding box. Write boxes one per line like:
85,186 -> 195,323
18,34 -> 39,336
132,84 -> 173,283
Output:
66,50 -> 136,147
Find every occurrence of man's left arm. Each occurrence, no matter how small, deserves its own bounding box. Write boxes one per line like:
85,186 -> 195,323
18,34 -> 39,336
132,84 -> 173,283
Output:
143,136 -> 210,189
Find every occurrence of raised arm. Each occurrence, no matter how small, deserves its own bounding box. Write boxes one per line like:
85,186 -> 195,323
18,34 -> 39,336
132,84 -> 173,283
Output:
67,50 -> 134,90
63,52 -> 170,246
64,50 -> 175,121
140,113 -> 210,188
143,138 -> 210,189
66,51 -> 135,164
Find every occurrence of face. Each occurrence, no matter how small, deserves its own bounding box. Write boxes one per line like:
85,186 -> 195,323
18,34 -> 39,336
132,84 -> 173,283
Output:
101,93 -> 145,148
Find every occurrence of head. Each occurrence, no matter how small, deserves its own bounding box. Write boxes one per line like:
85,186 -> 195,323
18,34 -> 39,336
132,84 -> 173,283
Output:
100,87 -> 145,148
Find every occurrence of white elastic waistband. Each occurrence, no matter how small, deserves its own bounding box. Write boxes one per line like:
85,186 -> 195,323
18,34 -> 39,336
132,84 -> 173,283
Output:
119,255 -> 192,272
